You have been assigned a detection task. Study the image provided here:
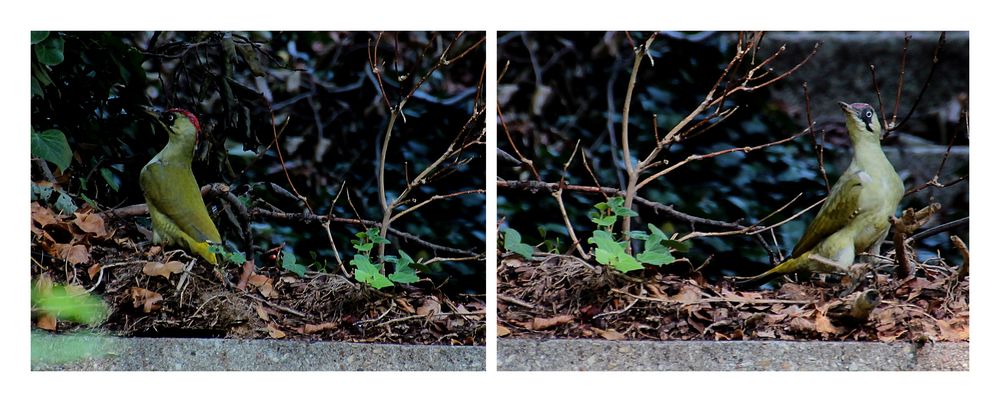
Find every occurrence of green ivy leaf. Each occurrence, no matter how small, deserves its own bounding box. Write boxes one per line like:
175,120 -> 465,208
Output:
637,249 -> 676,266
614,253 -> 645,272
228,251 -> 247,265
663,239 -> 690,253
53,190 -> 77,214
593,247 -> 615,266
353,241 -> 373,252
590,215 -> 617,227
31,77 -> 43,97
588,230 -> 643,273
31,129 -> 72,172
629,231 -> 649,241
99,168 -> 120,192
281,252 -> 307,277
79,193 -> 98,210
351,254 -> 393,289
31,31 -> 50,45
587,230 -> 621,253
35,36 -> 65,66
388,265 -> 420,284
502,228 -> 534,259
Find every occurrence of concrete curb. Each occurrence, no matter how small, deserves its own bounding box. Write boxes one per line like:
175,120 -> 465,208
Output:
31,334 -> 485,371
498,339 -> 967,371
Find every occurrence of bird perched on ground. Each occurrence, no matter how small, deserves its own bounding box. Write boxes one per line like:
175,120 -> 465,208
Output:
737,102 -> 903,286
140,108 -> 221,264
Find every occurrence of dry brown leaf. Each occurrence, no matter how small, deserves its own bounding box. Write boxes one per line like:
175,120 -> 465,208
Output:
303,322 -> 338,334
593,327 -> 626,340
142,261 -> 186,279
530,314 -> 574,330
395,298 -> 416,314
497,325 -> 511,337
936,319 -> 969,341
815,313 -> 840,335
53,243 -> 90,265
789,317 -> 815,333
267,323 -> 286,339
417,297 -> 442,317
73,212 -> 107,238
130,287 -> 163,313
31,203 -> 58,227
669,284 -> 702,303
87,263 -> 102,280
248,274 -> 276,298
254,303 -> 269,321
37,314 -> 57,331
146,245 -> 162,258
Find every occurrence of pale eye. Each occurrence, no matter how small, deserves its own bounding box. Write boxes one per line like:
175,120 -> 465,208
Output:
865,110 -> 873,118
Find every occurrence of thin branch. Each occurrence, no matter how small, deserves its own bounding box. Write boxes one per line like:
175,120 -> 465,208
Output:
891,33 -> 912,128
389,189 -> 485,223
802,82 -> 829,192
909,217 -> 969,242
620,33 -> 658,247
498,104 -> 541,181
498,179 -> 745,230
554,140 -> 586,258
870,63 -> 888,131
251,207 -> 480,257
637,127 -> 810,190
886,32 -> 946,136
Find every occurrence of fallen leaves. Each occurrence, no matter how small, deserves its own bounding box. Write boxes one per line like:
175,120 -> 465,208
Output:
521,314 -> 574,331
142,261 -> 185,279
302,322 -> 338,334
499,257 -> 969,343
247,273 -> 276,298
52,243 -> 90,265
267,323 -> 286,339
32,202 -> 111,266
131,287 -> 163,313
72,212 -> 107,237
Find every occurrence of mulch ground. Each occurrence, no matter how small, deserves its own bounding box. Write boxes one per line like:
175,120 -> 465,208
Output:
498,252 -> 968,342
30,202 -> 484,345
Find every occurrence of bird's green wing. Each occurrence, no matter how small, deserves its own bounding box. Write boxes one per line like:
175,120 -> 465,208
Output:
140,161 -> 222,244
790,171 -> 864,257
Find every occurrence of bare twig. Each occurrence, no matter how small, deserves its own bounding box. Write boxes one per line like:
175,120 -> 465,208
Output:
620,33 -> 658,246
909,217 -> 969,242
950,235 -> 969,280
498,294 -> 538,310
891,33 -> 912,128
886,32 -> 946,136
637,127 -> 811,190
802,82 -> 829,192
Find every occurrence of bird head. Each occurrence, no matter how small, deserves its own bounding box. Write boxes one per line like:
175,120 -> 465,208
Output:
160,108 -> 202,143
142,107 -> 202,155
838,101 -> 882,143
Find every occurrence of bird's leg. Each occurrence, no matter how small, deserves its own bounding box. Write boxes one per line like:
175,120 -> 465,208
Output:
839,262 -> 871,297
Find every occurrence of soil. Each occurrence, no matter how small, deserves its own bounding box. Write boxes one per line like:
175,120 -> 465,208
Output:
30,203 -> 485,345
497,252 -> 968,343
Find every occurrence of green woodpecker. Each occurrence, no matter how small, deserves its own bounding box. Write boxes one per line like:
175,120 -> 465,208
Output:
140,108 -> 221,264
737,102 -> 903,286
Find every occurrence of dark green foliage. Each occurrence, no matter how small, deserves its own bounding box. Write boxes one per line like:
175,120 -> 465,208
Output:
498,32 -> 821,278
31,32 -> 484,294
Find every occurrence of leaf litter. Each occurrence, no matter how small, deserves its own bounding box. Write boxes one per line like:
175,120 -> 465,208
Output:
498,250 -> 968,343
30,202 -> 484,345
